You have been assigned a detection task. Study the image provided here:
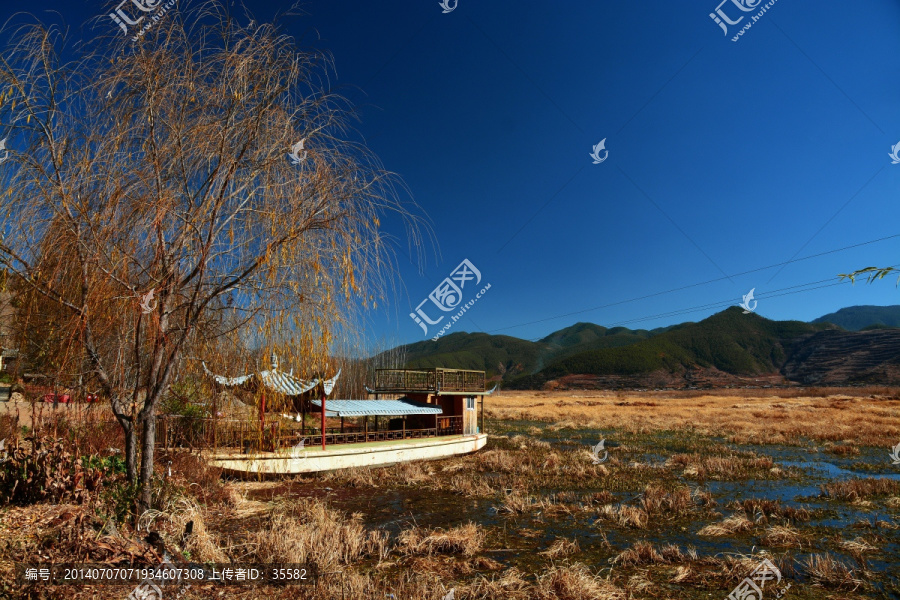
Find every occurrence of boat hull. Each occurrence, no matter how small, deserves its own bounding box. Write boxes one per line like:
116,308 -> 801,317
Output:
206,434 -> 487,475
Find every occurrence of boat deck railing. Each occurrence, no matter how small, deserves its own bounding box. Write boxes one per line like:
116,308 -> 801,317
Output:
157,414 -> 464,453
373,368 -> 485,393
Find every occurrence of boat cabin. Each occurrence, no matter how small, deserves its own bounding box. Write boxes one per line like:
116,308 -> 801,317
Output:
165,361 -> 495,455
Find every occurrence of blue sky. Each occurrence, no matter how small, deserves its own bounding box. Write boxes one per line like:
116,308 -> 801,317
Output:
19,0 -> 900,347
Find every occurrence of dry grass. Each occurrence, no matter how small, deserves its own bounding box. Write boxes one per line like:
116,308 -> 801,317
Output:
668,453 -> 777,480
825,443 -> 860,456
612,541 -> 693,566
535,564 -> 626,600
138,497 -> 228,562
468,567 -> 532,599
760,525 -> 808,548
802,553 -> 867,590
539,537 -> 580,558
839,536 -> 878,558
248,498 -> 389,571
487,389 -> 900,446
728,498 -> 811,523
598,484 -> 708,530
821,478 -> 900,501
397,522 -> 484,557
698,515 -> 753,536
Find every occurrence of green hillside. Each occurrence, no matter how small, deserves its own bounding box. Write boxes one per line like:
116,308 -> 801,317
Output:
401,332 -> 541,378
812,305 -> 900,331
388,323 -> 668,379
506,308 -> 834,388
378,306 -> 898,389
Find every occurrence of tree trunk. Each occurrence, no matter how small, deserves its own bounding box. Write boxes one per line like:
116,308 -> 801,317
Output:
123,421 -> 138,482
139,412 -> 157,511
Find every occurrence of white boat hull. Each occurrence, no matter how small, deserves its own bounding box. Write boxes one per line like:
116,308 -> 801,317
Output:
206,434 -> 487,475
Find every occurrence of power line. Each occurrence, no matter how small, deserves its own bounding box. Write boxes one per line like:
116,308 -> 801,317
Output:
520,266 -> 900,342
489,232 -> 900,334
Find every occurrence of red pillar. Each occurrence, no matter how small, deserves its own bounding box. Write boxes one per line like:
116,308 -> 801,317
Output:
321,389 -> 326,450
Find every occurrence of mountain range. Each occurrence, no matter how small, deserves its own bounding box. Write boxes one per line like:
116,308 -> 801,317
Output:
388,305 -> 900,389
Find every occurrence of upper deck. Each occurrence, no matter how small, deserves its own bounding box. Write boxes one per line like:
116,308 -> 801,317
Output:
373,368 -> 487,394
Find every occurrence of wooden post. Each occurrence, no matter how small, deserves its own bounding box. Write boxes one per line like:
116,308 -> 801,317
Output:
402,415 -> 406,440
301,398 -> 306,436
340,417 -> 344,433
214,392 -> 219,450
480,394 -> 484,435
260,389 -> 266,429
364,416 -> 368,441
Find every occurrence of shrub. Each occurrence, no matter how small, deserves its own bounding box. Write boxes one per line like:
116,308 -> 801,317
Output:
0,434 -> 118,505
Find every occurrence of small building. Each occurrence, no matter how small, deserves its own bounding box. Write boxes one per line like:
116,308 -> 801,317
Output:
364,368 -> 490,435
0,348 -> 18,373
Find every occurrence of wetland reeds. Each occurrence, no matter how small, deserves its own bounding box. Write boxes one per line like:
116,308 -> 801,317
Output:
248,498 -> 388,570
535,564 -> 626,600
821,478 -> 900,501
397,522 -> 484,557
802,553 -> 867,590
539,537 -> 580,558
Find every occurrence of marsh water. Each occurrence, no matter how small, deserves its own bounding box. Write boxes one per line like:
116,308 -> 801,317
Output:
245,421 -> 900,596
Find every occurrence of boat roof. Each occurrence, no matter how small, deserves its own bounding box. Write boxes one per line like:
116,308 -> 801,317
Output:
202,361 -> 340,397
310,397 -> 443,417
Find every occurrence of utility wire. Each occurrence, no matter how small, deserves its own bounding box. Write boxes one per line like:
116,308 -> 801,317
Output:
489,233 -> 900,334
519,265 -> 900,341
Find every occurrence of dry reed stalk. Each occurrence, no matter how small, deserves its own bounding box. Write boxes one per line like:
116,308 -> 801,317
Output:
839,537 -> 878,556
487,390 -> 900,447
802,553 -> 867,590
535,563 -> 626,600
760,525 -> 807,548
612,541 -> 689,566
397,522 -> 484,557
698,515 -> 753,536
468,567 -> 531,600
249,498 -> 388,571
539,537 -> 580,558
821,478 -> 900,501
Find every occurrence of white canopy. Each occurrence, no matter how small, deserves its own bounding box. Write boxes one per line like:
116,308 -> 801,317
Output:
202,358 -> 340,397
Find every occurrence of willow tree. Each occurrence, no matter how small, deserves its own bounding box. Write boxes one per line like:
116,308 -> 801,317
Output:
0,3 -> 421,509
